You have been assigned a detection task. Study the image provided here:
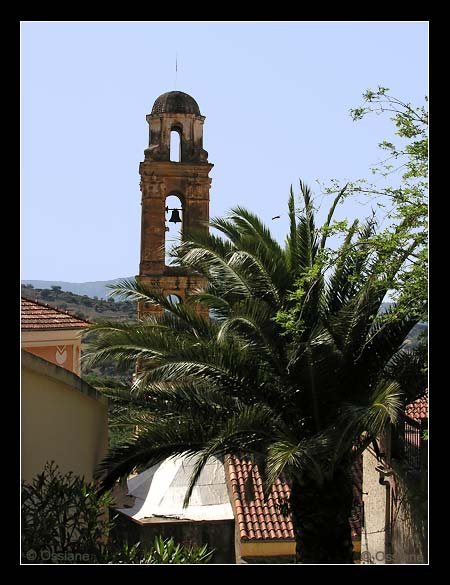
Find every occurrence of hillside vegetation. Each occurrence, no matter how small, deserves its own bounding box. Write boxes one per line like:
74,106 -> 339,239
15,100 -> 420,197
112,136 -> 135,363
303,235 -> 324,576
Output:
21,284 -> 137,322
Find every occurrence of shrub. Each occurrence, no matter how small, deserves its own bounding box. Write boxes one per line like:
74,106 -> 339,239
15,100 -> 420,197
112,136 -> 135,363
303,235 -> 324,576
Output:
146,535 -> 214,564
105,536 -> 214,564
21,461 -> 113,563
21,463 -> 214,564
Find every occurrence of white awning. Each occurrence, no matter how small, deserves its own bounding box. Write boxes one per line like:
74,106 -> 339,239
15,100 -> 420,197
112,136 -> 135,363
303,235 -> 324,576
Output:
117,453 -> 234,522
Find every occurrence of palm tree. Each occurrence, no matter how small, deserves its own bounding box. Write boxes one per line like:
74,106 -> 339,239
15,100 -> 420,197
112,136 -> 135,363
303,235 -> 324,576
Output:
85,181 -> 424,564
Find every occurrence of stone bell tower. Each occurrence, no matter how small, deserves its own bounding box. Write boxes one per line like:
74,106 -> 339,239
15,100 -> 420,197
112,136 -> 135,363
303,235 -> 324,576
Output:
138,91 -> 213,318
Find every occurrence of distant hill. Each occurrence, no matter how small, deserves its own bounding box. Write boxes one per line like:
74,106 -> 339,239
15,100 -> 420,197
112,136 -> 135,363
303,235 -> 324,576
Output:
21,277 -> 133,300
21,285 -> 137,323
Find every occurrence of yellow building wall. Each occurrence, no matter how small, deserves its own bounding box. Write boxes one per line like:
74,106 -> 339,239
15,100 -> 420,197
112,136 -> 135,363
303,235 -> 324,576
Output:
239,539 -> 360,561
240,541 -> 296,558
21,351 -> 108,484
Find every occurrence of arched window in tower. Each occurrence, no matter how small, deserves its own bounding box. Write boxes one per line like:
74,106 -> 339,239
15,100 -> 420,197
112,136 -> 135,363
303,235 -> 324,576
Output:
170,127 -> 181,162
165,194 -> 183,265
166,294 -> 181,305
164,293 -> 181,315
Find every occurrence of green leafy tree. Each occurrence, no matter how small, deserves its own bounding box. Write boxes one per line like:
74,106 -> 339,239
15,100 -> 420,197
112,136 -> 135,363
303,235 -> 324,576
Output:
85,182 -> 424,564
324,87 -> 428,323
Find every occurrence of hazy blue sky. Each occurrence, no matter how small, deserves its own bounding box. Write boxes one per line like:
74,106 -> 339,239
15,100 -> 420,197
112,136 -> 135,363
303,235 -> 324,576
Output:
21,21 -> 428,282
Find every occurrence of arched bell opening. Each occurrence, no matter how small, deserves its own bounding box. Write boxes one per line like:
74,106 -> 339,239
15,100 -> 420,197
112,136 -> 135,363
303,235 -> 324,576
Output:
165,194 -> 183,266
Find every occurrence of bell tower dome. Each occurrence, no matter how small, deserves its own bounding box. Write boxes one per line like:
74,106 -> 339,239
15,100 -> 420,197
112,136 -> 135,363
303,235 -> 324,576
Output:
138,91 -> 213,318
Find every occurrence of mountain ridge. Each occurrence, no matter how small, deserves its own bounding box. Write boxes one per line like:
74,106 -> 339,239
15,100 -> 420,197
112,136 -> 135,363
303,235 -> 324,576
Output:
21,278 -> 134,300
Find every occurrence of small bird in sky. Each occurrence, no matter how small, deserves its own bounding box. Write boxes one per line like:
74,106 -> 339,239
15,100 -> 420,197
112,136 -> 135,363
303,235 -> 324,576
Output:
272,215 -> 281,220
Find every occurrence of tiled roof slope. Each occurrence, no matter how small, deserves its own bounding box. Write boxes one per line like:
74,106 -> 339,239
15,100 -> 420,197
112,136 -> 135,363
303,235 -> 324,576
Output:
405,393 -> 428,422
227,455 -> 363,542
21,297 -> 91,331
227,456 -> 293,540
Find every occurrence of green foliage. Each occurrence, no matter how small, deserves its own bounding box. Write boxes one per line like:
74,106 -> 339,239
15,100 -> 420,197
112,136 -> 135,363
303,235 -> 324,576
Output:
104,541 -> 144,563
350,87 -> 428,180
21,462 -> 213,564
103,536 -> 213,564
81,374 -> 135,449
145,535 -> 214,564
21,461 -> 114,563
326,86 -> 428,323
85,182 -> 424,500
83,180 -> 428,563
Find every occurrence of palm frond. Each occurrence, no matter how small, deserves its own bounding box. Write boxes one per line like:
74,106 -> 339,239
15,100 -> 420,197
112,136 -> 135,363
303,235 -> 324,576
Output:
223,206 -> 284,260
266,435 -> 330,488
383,346 -> 427,403
95,416 -> 214,491
296,180 -> 319,272
285,185 -> 298,272
337,380 -> 403,451
174,239 -> 253,299
319,184 -> 348,251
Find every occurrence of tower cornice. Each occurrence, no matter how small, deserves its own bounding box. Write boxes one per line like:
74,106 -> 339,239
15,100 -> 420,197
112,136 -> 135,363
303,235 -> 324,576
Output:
139,161 -> 214,178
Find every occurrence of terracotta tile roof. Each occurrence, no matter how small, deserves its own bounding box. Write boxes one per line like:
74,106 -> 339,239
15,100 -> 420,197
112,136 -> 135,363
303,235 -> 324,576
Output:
21,297 -> 91,331
227,455 -> 293,541
405,392 -> 428,422
227,455 -> 363,542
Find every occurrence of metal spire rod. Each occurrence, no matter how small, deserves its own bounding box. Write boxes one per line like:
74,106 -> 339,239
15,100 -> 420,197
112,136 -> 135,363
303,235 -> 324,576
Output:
175,53 -> 178,89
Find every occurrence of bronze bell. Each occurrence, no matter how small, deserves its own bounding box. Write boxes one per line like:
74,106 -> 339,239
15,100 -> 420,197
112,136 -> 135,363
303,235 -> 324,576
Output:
168,209 -> 182,224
